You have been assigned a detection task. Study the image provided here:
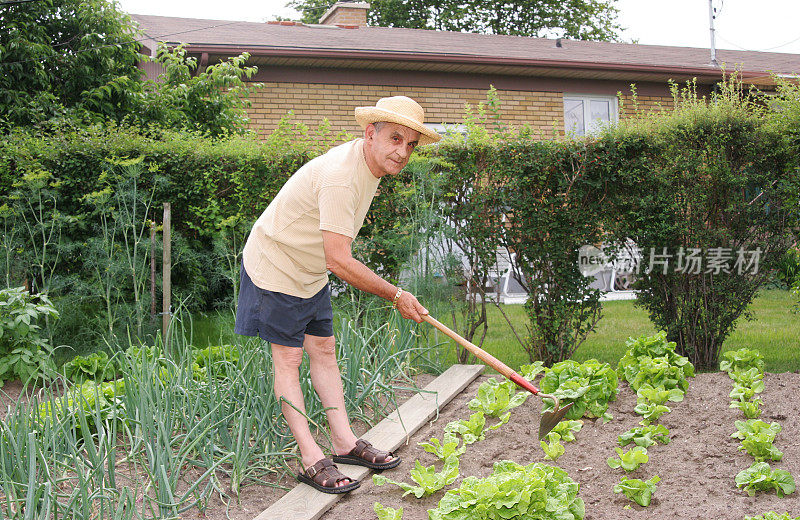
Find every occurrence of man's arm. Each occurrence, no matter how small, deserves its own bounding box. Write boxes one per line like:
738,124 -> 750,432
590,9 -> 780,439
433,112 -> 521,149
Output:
322,230 -> 428,322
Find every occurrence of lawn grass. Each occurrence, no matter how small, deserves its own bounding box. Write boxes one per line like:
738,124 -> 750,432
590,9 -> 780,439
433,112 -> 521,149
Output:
192,289 -> 800,373
435,288 -> 800,373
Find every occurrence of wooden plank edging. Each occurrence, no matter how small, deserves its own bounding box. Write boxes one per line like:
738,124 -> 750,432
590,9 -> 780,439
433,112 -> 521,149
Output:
253,364 -> 485,520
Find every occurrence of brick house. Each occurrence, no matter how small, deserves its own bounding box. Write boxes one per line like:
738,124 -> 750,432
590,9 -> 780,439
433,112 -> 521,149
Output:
131,3 -> 800,141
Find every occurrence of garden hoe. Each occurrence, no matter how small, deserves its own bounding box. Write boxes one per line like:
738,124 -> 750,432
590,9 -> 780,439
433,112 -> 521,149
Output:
422,314 -> 573,440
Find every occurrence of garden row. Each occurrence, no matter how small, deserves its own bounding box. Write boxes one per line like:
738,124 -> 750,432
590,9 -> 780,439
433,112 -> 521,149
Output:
0,312 -> 430,519
723,348 -> 795,498
356,332 -> 796,519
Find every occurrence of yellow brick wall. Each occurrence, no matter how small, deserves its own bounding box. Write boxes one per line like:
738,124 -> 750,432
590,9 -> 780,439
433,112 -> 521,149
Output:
619,94 -> 675,118
245,83 -> 565,141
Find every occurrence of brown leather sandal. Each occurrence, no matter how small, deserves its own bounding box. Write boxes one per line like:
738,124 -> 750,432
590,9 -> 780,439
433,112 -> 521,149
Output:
296,458 -> 360,494
332,439 -> 401,470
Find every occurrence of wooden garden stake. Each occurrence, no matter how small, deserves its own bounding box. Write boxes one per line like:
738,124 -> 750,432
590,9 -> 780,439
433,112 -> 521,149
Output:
162,203 -> 171,352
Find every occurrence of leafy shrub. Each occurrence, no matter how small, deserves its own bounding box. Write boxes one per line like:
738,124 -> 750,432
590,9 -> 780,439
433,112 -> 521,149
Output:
428,460 -> 585,520
775,247 -> 800,288
735,462 -> 795,497
539,359 -> 618,421
613,475 -> 660,507
607,77 -> 798,370
0,287 -> 58,385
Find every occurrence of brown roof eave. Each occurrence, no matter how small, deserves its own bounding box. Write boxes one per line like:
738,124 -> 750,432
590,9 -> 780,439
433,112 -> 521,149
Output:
176,43 -> 765,81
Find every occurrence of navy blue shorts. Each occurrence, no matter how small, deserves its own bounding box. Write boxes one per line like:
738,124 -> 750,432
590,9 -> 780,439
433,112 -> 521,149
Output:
234,264 -> 334,348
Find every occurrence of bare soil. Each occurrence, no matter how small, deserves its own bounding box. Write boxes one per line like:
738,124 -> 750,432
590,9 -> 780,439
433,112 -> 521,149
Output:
318,372 -> 800,520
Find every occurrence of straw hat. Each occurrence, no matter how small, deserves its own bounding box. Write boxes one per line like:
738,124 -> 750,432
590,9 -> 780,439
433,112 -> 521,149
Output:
355,96 -> 442,146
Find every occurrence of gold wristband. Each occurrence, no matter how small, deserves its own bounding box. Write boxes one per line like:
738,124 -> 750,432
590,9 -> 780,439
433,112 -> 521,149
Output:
392,287 -> 403,308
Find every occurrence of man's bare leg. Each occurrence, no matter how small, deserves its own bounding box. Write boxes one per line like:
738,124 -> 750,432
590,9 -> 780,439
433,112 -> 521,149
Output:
303,334 -> 394,462
271,342 -> 353,487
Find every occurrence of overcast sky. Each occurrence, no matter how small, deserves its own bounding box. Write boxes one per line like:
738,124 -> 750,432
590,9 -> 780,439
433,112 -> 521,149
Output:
118,0 -> 800,55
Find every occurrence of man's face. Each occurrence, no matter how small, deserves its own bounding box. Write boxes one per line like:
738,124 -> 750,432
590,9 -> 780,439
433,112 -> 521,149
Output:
363,122 -> 421,178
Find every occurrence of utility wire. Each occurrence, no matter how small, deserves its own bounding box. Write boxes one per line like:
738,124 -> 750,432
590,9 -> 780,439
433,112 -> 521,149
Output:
717,32 -> 800,52
0,19 -> 242,67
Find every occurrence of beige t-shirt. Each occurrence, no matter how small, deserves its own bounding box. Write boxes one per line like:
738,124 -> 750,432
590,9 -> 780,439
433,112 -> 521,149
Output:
242,138 -> 380,298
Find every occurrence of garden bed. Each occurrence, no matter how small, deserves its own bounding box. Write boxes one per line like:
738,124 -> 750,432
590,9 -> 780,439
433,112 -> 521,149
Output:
320,371 -> 800,520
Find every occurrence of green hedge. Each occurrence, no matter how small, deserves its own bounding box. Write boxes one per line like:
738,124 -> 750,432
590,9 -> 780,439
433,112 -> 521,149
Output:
2,80 -> 798,369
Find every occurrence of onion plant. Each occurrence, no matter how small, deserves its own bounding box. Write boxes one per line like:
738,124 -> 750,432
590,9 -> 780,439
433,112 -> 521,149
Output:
0,306 -> 436,519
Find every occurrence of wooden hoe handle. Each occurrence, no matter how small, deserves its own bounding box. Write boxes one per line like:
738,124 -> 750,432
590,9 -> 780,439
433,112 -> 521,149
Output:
421,314 -> 540,396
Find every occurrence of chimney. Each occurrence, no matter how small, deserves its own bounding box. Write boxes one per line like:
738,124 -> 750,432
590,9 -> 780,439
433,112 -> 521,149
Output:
319,2 -> 370,27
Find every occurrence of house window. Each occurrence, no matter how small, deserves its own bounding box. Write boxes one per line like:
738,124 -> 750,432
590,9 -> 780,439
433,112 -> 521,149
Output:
425,123 -> 467,138
563,95 -> 619,136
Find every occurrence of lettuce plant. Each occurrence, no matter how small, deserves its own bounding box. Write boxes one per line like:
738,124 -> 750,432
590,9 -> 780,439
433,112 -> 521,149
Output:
551,419 -> 583,442
720,348 -> 765,374
636,384 -> 684,405
731,420 -> 783,462
618,424 -> 670,448
633,402 -> 670,425
520,361 -> 545,380
617,332 -> 694,393
373,454 -> 459,498
37,379 -> 126,433
419,432 -> 466,461
735,462 -> 795,497
374,502 -> 403,520
540,432 -> 565,461
730,382 -> 764,401
63,351 -> 120,383
607,446 -> 649,472
745,513 -> 800,520
732,419 -> 782,442
729,366 -> 765,387
539,359 -> 618,421
730,398 -> 763,419
468,377 -> 528,418
444,411 -> 508,445
613,475 -> 660,506
428,460 -> 585,520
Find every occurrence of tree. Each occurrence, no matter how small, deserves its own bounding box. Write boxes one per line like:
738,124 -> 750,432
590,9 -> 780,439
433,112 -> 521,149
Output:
0,0 -> 143,130
119,43 -> 261,138
0,1 -> 260,137
287,0 -> 623,40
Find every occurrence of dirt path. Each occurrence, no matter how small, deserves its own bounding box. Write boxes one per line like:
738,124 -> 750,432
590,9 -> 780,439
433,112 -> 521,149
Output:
320,372 -> 800,520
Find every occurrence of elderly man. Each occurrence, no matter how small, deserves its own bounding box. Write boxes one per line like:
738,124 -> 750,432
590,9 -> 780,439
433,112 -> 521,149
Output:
235,96 -> 441,494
